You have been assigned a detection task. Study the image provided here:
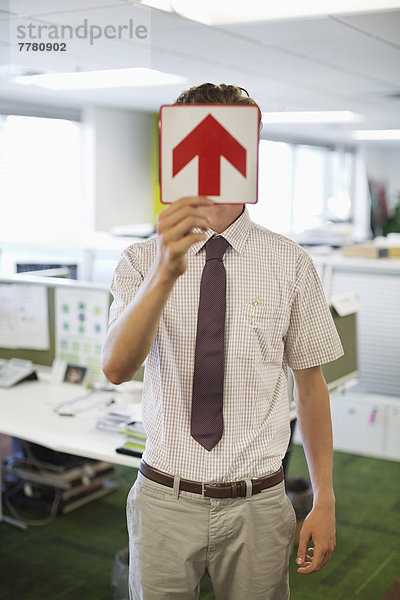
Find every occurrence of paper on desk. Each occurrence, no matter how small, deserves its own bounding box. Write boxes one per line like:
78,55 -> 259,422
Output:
54,391 -> 143,421
97,399 -> 143,426
0,283 -> 49,349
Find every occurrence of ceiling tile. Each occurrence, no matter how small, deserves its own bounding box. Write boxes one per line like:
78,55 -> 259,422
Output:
333,10 -> 400,46
0,5 -> 399,143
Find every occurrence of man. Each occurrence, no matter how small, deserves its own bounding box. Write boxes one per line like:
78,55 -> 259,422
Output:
102,83 -> 344,600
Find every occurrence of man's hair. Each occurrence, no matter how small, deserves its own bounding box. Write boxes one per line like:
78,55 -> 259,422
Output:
174,82 -> 262,131
175,82 -> 256,106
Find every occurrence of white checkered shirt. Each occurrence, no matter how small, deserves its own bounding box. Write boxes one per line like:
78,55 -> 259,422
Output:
109,208 -> 343,482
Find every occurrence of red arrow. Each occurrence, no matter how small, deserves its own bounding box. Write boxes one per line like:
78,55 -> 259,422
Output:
172,114 -> 246,196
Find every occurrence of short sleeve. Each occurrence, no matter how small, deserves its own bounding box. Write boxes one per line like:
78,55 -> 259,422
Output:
285,254 -> 344,370
108,247 -> 144,328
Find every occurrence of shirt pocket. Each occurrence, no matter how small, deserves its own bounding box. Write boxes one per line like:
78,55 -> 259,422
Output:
235,303 -> 288,364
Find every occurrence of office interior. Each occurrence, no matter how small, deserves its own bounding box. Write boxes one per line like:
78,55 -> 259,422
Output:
0,2 -> 400,599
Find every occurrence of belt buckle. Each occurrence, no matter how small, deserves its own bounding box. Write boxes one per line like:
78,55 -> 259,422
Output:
202,481 -> 224,498
203,481 -> 246,499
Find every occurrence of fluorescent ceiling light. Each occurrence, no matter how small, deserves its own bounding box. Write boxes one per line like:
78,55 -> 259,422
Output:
13,68 -> 187,90
262,111 -> 363,124
352,129 -> 400,140
141,0 -> 400,25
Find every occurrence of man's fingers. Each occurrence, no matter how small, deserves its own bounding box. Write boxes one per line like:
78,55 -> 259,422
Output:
160,203 -> 209,225
159,213 -> 209,241
158,202 -> 212,240
307,546 -> 324,571
172,215 -> 209,239
173,195 -> 214,207
297,546 -> 332,574
160,196 -> 214,224
296,532 -> 310,567
169,232 -> 207,256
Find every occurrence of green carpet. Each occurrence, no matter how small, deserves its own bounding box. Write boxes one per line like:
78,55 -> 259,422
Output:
1,446 -> 399,599
286,447 -> 400,600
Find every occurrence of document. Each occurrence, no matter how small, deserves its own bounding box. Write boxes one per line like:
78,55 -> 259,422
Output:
0,283 -> 49,349
55,287 -> 109,380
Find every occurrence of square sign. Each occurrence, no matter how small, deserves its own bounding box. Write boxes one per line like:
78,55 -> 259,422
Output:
160,104 -> 259,204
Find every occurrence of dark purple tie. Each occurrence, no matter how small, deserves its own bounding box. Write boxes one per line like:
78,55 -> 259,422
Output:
191,236 -> 229,451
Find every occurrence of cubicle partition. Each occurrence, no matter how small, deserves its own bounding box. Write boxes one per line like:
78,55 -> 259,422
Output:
316,255 -> 400,396
1,273 -> 358,388
0,274 -> 111,380
323,308 -> 358,390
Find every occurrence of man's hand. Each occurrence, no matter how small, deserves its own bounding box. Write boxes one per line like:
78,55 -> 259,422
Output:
156,196 -> 214,279
296,503 -> 336,574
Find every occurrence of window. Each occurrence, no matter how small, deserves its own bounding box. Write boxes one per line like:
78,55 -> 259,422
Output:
0,115 -> 84,243
249,140 -> 354,237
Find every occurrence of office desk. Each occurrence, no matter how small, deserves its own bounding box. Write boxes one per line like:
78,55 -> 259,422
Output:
0,370 -> 142,523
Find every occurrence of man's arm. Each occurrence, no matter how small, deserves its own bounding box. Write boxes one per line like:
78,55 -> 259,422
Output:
292,365 -> 336,574
101,196 -> 213,384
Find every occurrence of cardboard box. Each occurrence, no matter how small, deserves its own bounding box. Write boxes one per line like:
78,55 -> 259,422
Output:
341,244 -> 400,258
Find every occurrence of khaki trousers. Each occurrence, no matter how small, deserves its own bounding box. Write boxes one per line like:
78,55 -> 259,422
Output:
127,471 -> 296,600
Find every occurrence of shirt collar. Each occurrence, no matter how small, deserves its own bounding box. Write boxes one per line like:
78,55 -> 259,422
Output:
190,206 -> 252,255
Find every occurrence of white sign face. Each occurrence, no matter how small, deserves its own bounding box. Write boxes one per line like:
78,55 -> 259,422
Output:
160,104 -> 259,204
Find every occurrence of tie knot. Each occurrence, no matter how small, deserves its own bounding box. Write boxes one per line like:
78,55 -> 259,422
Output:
205,236 -> 229,261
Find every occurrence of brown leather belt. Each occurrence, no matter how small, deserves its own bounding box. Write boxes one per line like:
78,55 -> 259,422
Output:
139,460 -> 284,499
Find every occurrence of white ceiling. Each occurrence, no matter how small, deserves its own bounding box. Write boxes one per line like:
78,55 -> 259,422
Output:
0,1 -> 399,145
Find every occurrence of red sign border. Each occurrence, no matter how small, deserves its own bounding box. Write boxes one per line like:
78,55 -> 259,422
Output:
159,103 -> 260,205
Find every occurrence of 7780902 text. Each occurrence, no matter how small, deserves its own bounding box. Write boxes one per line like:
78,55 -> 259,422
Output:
18,42 -> 67,51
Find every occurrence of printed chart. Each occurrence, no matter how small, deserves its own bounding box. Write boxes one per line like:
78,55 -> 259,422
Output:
55,287 -> 109,381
